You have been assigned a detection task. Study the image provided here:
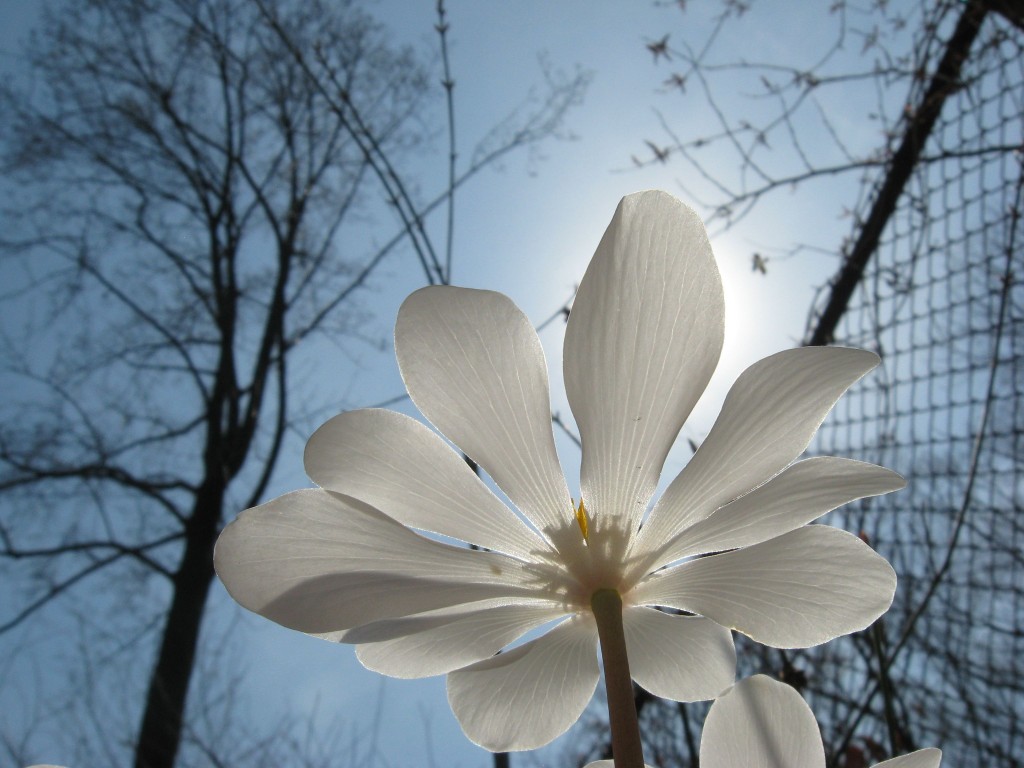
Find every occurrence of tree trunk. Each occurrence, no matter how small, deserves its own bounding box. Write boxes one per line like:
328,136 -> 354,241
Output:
134,487 -> 222,768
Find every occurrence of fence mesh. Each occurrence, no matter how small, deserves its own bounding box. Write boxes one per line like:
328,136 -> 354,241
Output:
796,3 -> 1024,765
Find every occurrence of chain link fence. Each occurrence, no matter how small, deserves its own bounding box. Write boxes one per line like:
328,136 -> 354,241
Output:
798,2 -> 1023,765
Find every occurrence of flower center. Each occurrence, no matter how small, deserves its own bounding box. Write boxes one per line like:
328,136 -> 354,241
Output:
574,498 -> 589,542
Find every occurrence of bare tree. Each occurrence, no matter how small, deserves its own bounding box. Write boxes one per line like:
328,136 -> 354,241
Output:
0,1 -> 587,766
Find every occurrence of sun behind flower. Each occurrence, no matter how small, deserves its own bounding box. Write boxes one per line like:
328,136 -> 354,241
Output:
215,191 -> 903,752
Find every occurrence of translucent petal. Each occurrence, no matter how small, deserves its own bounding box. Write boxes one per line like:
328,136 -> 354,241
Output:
633,526 -> 896,648
636,458 -> 904,574
636,347 -> 879,564
395,286 -> 576,549
348,602 -> 565,679
875,749 -> 942,768
447,616 -> 599,751
705,683 -> 940,768
214,490 -> 547,633
701,675 -> 824,768
305,408 -> 545,559
623,606 -> 735,701
564,191 -> 724,540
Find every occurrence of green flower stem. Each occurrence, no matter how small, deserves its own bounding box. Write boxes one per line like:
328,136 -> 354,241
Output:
591,588 -> 645,768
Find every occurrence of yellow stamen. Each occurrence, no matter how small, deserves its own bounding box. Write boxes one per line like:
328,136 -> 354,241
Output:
575,498 -> 589,542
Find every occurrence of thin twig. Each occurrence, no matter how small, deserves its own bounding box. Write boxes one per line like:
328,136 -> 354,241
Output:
436,0 -> 457,285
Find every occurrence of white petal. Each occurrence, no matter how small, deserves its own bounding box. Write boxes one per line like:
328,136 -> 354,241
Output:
348,602 -> 565,679
875,749 -> 942,768
701,675 -> 824,768
585,762 -> 658,768
447,616 -> 599,751
564,191 -> 724,539
214,489 -> 548,633
636,347 -> 879,561
395,286 -> 575,548
637,458 -> 904,573
633,526 -> 896,648
623,606 -> 735,701
305,408 -> 545,559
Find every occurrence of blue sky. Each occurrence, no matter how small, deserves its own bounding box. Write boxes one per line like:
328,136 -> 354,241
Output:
0,1 -> 892,765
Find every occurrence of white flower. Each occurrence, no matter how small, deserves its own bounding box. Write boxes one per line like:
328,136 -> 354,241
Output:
700,675 -> 942,768
215,191 -> 902,752
585,675 -> 941,768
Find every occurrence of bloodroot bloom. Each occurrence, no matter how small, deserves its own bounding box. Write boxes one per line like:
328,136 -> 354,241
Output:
699,675 -> 941,768
586,675 -> 942,768
215,191 -> 903,751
